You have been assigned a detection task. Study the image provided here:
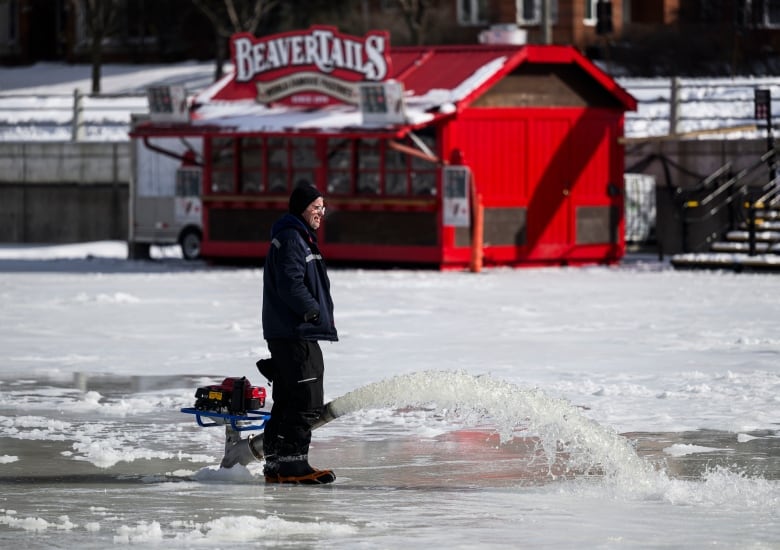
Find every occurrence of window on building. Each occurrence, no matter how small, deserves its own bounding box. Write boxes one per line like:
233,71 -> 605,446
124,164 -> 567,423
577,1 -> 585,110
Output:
584,0 -> 595,21
8,0 -> 18,42
584,0 -> 602,23
0,0 -> 18,48
761,0 -> 780,27
736,0 -> 780,28
625,0 -> 670,24
458,0 -> 489,25
517,0 -> 558,25
697,0 -> 724,23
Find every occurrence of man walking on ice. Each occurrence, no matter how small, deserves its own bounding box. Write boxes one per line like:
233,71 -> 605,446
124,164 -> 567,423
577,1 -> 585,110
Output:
221,181 -> 338,484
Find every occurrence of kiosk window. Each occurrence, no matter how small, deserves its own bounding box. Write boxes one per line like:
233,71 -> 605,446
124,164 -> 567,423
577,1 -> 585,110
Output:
291,137 -> 319,189
291,138 -> 318,167
211,138 -> 235,193
327,139 -> 352,195
325,135 -> 439,197
410,134 -> 437,196
357,139 -> 381,194
241,137 -> 264,193
412,172 -> 436,196
358,172 -> 380,195
385,148 -> 408,195
267,137 -> 289,193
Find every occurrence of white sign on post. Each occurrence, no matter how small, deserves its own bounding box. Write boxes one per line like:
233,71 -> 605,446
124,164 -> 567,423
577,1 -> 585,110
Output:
443,166 -> 472,227
359,80 -> 406,125
147,86 -> 190,123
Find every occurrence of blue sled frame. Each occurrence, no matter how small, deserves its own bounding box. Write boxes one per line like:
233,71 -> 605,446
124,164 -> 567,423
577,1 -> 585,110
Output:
180,407 -> 271,432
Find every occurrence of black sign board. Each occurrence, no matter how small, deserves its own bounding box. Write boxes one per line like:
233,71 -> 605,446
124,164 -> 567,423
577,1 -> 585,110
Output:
755,89 -> 771,121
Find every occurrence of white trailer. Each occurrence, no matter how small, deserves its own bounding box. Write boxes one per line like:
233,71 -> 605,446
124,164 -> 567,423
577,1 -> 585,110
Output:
128,117 -> 204,260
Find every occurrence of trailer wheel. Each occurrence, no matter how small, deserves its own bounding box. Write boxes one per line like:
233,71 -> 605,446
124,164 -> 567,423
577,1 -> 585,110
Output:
180,229 -> 202,260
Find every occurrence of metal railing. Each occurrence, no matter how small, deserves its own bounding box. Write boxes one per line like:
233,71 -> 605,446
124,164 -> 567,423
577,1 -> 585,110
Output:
2,77 -> 780,142
752,178 -> 780,209
0,89 -> 147,142
617,76 -> 780,139
680,149 -> 776,251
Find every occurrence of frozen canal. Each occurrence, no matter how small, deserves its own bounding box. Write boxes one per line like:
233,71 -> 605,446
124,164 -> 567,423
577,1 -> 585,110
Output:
0,244 -> 778,548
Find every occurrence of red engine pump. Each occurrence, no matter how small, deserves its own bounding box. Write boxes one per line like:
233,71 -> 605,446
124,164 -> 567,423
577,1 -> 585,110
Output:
194,377 -> 266,415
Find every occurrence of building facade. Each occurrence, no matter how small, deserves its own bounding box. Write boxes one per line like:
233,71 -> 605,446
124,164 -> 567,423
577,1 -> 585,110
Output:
1,1 -> 779,72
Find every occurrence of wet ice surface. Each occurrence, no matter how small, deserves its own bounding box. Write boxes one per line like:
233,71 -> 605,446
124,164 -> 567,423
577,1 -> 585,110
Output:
0,246 -> 779,548
1,379 -> 778,549
2,398 -> 778,549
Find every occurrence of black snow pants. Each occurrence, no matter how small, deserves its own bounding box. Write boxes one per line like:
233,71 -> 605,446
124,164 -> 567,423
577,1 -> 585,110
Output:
263,339 -> 325,459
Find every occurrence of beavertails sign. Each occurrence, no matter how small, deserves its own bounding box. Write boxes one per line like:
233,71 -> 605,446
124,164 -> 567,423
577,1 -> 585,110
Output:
212,26 -> 392,107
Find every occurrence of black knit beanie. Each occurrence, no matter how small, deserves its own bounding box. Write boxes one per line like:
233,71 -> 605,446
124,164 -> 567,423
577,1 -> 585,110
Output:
289,182 -> 322,215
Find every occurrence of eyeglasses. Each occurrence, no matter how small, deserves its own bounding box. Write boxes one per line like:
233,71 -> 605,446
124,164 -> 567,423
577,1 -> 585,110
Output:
310,204 -> 326,215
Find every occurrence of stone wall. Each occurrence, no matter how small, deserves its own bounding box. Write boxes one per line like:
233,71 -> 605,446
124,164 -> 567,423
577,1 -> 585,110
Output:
0,142 -> 129,242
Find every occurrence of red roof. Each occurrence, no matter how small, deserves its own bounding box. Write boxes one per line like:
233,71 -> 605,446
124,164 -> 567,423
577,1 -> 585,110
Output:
389,47 -> 511,95
199,42 -> 635,111
388,44 -> 636,111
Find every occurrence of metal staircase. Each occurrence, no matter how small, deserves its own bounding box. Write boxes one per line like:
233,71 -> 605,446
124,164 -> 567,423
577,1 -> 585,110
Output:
671,149 -> 780,271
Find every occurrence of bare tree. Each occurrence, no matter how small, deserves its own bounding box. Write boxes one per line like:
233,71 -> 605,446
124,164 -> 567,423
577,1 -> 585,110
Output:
72,0 -> 122,93
273,0 -> 351,30
191,0 -> 277,80
394,0 -> 431,45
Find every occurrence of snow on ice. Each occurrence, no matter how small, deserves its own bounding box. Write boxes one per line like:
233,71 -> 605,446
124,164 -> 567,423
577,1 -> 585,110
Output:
0,242 -> 778,548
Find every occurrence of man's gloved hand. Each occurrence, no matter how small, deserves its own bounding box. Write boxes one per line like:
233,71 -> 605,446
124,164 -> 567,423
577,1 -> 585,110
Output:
256,358 -> 274,382
303,309 -> 320,324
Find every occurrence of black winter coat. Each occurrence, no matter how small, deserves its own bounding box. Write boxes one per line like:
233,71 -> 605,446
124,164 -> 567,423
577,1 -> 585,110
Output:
262,213 -> 338,342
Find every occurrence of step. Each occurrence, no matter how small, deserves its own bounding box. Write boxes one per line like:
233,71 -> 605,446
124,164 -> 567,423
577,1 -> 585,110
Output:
725,230 -> 780,243
671,252 -> 780,272
710,241 -> 779,253
738,220 -> 780,231
754,209 -> 780,220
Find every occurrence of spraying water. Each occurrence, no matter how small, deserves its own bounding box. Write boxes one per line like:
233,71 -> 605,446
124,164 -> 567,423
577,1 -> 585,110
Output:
316,370 -> 658,485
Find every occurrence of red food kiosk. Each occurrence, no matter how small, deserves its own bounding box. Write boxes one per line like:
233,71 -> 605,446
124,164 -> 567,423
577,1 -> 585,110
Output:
129,26 -> 636,268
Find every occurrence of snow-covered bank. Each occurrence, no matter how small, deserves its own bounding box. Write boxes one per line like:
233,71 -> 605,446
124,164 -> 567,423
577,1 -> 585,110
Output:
1,62 -> 779,141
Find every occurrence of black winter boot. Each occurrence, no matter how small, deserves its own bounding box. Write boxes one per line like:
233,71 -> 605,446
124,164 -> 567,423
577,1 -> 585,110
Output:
265,454 -> 335,484
263,454 -> 279,477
